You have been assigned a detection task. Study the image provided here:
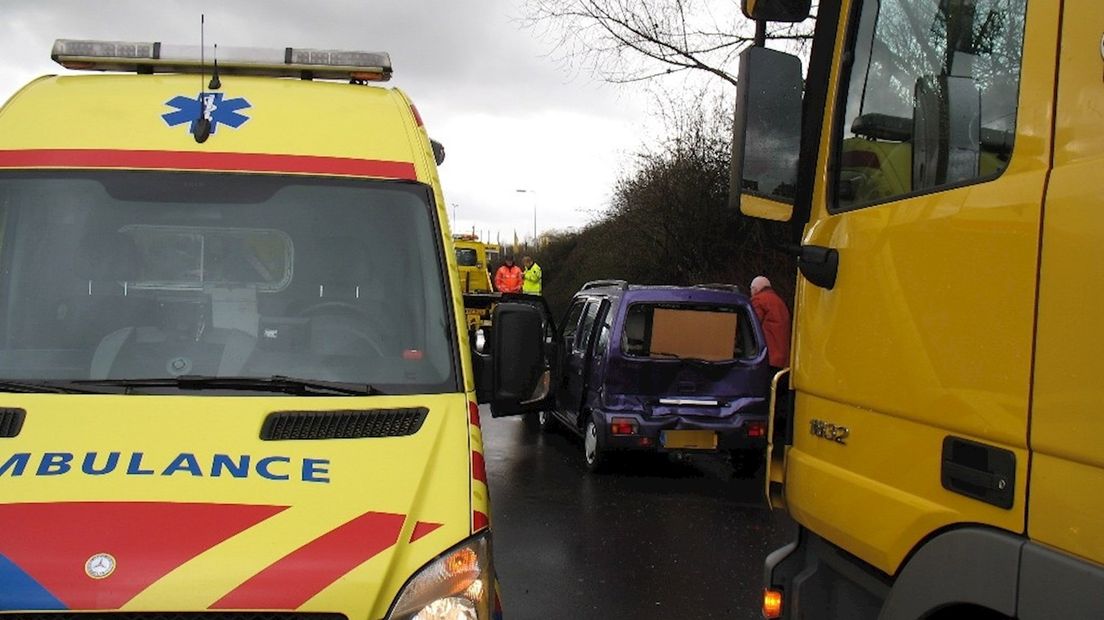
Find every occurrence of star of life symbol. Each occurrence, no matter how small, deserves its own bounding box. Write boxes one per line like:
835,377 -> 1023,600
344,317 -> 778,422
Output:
162,92 -> 251,136
85,552 -> 116,579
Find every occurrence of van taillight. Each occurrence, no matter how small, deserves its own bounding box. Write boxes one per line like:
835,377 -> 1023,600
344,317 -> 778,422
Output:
610,418 -> 637,436
747,421 -> 766,438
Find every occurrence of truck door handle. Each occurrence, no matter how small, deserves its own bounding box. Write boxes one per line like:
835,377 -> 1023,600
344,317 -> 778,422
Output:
797,244 -> 838,290
941,436 -> 1016,509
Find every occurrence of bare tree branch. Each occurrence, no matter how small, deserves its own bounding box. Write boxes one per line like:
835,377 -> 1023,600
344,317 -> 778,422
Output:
522,0 -> 814,89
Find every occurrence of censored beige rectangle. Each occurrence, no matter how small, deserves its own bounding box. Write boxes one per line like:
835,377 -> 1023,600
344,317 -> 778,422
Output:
649,308 -> 737,361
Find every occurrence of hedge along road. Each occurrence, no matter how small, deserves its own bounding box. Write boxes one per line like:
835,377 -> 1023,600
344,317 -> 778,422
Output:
480,405 -> 796,619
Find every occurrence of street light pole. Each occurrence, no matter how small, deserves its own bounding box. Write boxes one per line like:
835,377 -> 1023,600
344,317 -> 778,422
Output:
515,189 -> 537,247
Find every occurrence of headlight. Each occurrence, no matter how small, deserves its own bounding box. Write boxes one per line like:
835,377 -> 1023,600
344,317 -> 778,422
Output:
386,532 -> 495,620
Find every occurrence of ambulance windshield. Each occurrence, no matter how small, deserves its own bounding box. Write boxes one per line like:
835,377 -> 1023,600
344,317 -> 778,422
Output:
0,171 -> 457,394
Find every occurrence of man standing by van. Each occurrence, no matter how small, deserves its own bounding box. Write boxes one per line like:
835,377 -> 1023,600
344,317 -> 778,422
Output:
750,276 -> 791,374
495,255 -> 523,293
522,255 -> 542,295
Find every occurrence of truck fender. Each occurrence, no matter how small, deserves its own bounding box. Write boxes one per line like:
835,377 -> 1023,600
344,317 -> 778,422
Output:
879,527 -> 1021,620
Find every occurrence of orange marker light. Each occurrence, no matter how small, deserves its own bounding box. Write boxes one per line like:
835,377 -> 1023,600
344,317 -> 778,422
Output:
447,548 -> 479,576
350,71 -> 385,82
762,588 -> 783,619
410,104 -> 424,127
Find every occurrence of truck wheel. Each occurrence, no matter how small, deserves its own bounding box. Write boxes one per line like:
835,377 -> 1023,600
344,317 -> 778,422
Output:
584,419 -> 608,473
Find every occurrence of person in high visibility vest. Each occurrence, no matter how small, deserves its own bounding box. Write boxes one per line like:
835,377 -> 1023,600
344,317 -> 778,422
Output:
522,255 -> 542,295
494,255 -> 523,293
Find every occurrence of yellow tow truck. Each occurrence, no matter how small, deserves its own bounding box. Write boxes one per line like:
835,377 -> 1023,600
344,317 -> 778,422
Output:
453,234 -> 499,337
732,0 -> 1104,618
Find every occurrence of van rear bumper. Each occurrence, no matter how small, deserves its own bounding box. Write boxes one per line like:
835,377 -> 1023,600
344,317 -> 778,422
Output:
595,410 -> 767,452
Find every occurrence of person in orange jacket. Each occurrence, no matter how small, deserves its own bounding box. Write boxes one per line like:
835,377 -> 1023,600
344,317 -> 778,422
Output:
494,255 -> 523,293
750,276 -> 792,373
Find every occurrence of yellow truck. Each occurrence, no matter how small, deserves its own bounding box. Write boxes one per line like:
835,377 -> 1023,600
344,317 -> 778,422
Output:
454,235 -> 495,295
731,1 -> 1103,618
453,234 -> 498,335
0,38 -> 552,618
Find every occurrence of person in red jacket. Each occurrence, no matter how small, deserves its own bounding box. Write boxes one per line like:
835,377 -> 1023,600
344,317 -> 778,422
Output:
494,255 -> 523,293
750,276 -> 792,373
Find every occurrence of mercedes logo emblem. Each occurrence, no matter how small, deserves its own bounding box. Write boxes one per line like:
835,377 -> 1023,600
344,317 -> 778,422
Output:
85,552 -> 116,579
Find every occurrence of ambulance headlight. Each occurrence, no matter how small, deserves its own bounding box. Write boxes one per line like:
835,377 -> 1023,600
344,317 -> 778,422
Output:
385,532 -> 494,620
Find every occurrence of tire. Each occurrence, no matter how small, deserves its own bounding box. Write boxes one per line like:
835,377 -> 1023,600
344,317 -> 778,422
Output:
584,419 -> 608,473
731,449 -> 763,478
523,412 -> 541,431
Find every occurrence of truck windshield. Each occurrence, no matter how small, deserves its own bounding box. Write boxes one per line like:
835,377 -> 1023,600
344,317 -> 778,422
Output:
455,247 -> 479,267
0,171 -> 457,394
621,303 -> 759,362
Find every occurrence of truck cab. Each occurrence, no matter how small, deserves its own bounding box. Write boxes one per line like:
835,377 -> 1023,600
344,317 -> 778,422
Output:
731,1 -> 1104,618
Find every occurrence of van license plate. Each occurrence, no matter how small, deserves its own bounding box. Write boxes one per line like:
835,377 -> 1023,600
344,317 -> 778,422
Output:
661,430 -> 718,450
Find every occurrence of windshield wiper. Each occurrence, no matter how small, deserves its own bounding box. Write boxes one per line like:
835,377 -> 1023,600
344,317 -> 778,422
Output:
0,378 -> 109,394
68,375 -> 384,396
648,352 -> 735,366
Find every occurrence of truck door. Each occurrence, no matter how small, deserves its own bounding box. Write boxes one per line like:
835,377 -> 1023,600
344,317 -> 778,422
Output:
783,0 -> 1058,575
1028,0 -> 1104,572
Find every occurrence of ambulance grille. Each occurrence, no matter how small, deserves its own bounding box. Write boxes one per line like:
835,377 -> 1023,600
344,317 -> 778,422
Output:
4,615 -> 346,620
260,407 -> 428,440
0,407 -> 25,437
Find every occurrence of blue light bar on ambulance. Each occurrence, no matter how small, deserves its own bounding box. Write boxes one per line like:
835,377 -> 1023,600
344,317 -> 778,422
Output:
51,39 -> 392,81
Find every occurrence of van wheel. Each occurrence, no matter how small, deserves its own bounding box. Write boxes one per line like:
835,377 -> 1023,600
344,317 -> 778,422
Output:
525,410 -> 550,432
584,419 -> 607,473
731,449 -> 763,478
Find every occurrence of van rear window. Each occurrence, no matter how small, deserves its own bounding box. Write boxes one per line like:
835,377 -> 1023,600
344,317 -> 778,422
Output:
621,303 -> 759,361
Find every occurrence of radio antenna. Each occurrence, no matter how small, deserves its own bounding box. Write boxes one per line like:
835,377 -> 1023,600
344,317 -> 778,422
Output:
209,44 -> 221,90
194,13 -> 212,143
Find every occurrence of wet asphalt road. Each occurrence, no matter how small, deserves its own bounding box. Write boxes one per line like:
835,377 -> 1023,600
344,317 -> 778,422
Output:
480,406 -> 797,619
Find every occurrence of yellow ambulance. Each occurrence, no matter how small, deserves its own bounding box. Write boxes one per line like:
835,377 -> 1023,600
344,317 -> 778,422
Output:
0,39 -> 551,618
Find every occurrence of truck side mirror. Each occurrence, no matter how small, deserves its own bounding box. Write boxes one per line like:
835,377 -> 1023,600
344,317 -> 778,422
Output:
729,46 -> 803,222
742,0 -> 812,22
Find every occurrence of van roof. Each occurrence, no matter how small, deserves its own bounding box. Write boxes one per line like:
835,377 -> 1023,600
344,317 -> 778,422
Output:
0,73 -> 433,181
575,282 -> 751,305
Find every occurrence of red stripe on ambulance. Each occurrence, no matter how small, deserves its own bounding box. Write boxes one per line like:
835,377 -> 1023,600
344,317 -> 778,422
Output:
212,510 -> 406,609
0,149 -> 417,179
0,502 -> 286,609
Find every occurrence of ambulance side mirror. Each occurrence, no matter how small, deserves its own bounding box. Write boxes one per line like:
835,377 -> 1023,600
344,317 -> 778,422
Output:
430,139 -> 446,166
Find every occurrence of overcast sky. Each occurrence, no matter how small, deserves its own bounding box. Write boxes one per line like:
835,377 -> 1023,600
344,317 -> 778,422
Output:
0,0 -> 652,244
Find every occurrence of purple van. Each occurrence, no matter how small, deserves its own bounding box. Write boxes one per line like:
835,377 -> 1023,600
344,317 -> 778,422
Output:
539,280 -> 772,474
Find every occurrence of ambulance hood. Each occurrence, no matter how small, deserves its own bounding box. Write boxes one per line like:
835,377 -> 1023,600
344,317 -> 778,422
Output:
0,394 -> 476,615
